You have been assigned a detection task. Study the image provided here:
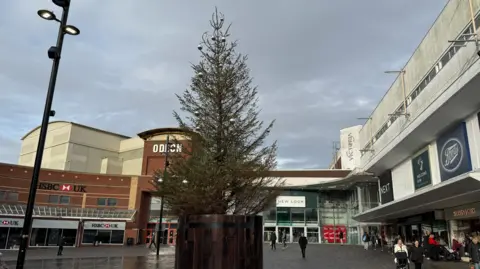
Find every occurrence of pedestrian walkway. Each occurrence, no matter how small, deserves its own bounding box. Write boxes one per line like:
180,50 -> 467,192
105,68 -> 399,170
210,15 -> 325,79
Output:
1,244 -> 470,268
1,245 -> 174,262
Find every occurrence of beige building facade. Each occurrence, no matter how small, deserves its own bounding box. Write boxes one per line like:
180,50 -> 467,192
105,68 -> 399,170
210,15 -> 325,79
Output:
19,121 -> 145,175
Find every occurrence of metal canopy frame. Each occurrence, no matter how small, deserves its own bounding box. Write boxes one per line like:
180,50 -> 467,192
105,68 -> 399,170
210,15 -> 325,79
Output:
0,204 -> 136,221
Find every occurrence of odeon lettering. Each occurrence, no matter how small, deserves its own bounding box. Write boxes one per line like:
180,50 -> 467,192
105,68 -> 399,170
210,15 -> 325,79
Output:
453,208 -> 476,217
152,143 -> 182,153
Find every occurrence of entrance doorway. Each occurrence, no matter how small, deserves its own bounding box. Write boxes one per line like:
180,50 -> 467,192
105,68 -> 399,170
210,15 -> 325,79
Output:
167,229 -> 176,245
292,227 -> 305,243
277,227 -> 291,243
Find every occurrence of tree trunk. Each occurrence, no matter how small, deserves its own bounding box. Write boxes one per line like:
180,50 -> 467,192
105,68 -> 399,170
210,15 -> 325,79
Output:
175,214 -> 263,269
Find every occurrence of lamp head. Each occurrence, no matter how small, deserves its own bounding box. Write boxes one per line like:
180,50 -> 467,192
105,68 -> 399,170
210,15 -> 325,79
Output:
64,25 -> 80,36
52,0 -> 71,8
37,10 -> 56,21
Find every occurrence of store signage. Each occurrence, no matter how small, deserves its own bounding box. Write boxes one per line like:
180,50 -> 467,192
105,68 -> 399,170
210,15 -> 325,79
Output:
276,196 -> 306,208
445,202 -> 480,220
152,143 -> 182,153
0,218 -> 24,227
38,183 -> 86,193
83,221 -> 125,230
379,170 -> 394,204
436,122 -> 472,182
411,149 -> 432,190
346,133 -> 355,161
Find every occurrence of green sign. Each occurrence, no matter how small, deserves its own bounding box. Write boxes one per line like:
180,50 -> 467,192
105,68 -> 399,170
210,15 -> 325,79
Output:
411,149 -> 432,190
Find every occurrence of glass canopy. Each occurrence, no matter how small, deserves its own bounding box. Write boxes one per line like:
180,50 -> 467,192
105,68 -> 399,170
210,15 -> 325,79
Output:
0,204 -> 136,220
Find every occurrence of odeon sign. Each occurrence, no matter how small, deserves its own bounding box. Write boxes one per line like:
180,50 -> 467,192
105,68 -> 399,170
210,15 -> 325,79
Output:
152,143 -> 183,153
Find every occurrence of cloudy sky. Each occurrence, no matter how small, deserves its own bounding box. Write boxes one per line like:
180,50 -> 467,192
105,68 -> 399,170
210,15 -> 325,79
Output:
0,0 -> 448,169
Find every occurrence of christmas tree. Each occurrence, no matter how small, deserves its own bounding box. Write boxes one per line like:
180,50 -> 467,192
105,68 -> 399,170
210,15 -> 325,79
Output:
155,8 -> 283,216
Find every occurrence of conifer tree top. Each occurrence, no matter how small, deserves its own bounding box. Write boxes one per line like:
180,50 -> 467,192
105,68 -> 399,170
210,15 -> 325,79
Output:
154,8 -> 283,216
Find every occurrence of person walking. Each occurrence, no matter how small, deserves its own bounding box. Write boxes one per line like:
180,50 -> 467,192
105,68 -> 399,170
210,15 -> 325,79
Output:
411,240 -> 424,269
282,231 -> 287,248
469,236 -> 480,269
57,236 -> 65,256
362,231 -> 369,250
270,231 -> 277,250
298,233 -> 308,258
339,231 -> 344,246
371,232 -> 376,250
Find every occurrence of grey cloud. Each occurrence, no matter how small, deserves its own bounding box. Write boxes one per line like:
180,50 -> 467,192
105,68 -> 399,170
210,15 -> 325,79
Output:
0,0 -> 448,168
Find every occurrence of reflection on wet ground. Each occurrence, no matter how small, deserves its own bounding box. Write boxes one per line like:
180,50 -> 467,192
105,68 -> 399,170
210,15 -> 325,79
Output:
4,256 -> 175,269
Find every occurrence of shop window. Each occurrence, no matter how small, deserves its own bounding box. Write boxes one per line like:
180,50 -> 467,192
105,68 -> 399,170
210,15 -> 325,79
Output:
305,208 -> 318,223
276,207 -> 291,224
291,208 -> 305,222
48,195 -> 70,205
0,191 -> 18,202
97,198 -> 117,207
82,229 -> 125,245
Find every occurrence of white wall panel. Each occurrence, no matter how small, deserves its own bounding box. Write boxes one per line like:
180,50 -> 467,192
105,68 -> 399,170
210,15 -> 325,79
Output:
465,112 -> 480,170
429,141 -> 442,186
392,159 -> 414,200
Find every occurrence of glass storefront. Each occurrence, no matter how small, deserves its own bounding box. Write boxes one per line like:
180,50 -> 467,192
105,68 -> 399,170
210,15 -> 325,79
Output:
30,219 -> 79,247
0,218 -> 23,249
82,221 -> 125,245
263,227 -> 275,242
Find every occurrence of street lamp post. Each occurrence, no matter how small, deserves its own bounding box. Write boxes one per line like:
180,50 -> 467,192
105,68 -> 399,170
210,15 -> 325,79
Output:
155,135 -> 188,256
16,1 -> 79,268
156,135 -> 170,256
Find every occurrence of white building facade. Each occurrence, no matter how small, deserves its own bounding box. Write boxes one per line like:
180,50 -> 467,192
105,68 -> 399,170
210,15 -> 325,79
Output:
352,0 -> 480,246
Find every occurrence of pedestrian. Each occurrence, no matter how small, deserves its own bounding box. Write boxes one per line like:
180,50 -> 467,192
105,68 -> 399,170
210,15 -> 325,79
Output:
339,230 -> 344,245
371,232 -> 376,250
282,231 -> 287,248
362,231 -> 369,250
148,231 -> 157,249
469,236 -> 480,269
411,240 -> 424,269
270,231 -> 277,250
298,233 -> 308,258
93,232 -> 99,246
57,236 -> 65,256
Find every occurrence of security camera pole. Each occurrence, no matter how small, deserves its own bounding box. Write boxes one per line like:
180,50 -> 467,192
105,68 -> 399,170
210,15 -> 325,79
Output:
156,135 -> 171,256
16,1 -> 79,268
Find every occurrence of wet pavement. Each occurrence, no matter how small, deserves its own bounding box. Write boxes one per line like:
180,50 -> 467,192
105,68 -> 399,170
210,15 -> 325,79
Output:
1,244 -> 469,268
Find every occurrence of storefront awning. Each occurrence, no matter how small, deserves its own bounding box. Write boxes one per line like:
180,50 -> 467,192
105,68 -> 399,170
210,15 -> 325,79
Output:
311,169 -> 378,190
353,171 -> 480,223
0,204 -> 136,221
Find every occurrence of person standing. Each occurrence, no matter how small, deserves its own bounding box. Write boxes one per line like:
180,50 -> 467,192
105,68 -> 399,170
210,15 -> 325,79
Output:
469,236 -> 480,269
298,233 -> 308,258
411,240 -> 424,269
270,232 -> 277,250
282,231 -> 287,248
57,236 -> 65,256
362,231 -> 369,250
339,230 -> 344,245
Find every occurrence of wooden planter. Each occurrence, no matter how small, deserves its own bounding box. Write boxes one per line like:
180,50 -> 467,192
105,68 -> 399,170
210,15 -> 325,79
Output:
175,215 -> 263,269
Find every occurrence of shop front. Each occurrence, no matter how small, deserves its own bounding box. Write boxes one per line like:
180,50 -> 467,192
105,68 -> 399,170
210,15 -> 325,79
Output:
30,219 -> 79,247
445,201 -> 480,246
82,221 -> 125,245
0,218 -> 23,249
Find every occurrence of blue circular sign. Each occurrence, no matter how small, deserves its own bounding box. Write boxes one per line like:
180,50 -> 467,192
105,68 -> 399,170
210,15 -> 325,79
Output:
440,137 -> 463,173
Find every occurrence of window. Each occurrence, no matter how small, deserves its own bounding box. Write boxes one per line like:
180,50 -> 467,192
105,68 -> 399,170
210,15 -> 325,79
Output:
48,195 -> 70,204
0,191 -> 19,202
97,198 -> 117,207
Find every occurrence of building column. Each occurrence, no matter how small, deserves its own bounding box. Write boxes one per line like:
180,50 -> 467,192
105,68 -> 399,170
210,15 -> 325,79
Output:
357,186 -> 364,213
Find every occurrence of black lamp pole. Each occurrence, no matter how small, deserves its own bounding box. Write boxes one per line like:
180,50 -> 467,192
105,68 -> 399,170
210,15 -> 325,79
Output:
156,135 -> 170,256
16,1 -> 78,268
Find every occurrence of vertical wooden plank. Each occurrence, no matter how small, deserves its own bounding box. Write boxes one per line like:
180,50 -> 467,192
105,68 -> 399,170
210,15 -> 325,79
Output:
175,215 -> 263,269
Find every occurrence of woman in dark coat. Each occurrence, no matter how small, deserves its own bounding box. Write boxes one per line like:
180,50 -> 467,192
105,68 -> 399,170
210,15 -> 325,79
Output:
410,240 -> 424,269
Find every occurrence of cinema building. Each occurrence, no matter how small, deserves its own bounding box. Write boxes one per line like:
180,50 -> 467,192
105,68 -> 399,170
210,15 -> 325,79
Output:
0,120 -> 382,248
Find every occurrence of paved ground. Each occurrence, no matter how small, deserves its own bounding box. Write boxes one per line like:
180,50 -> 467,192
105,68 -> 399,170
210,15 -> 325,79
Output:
0,244 -> 469,268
